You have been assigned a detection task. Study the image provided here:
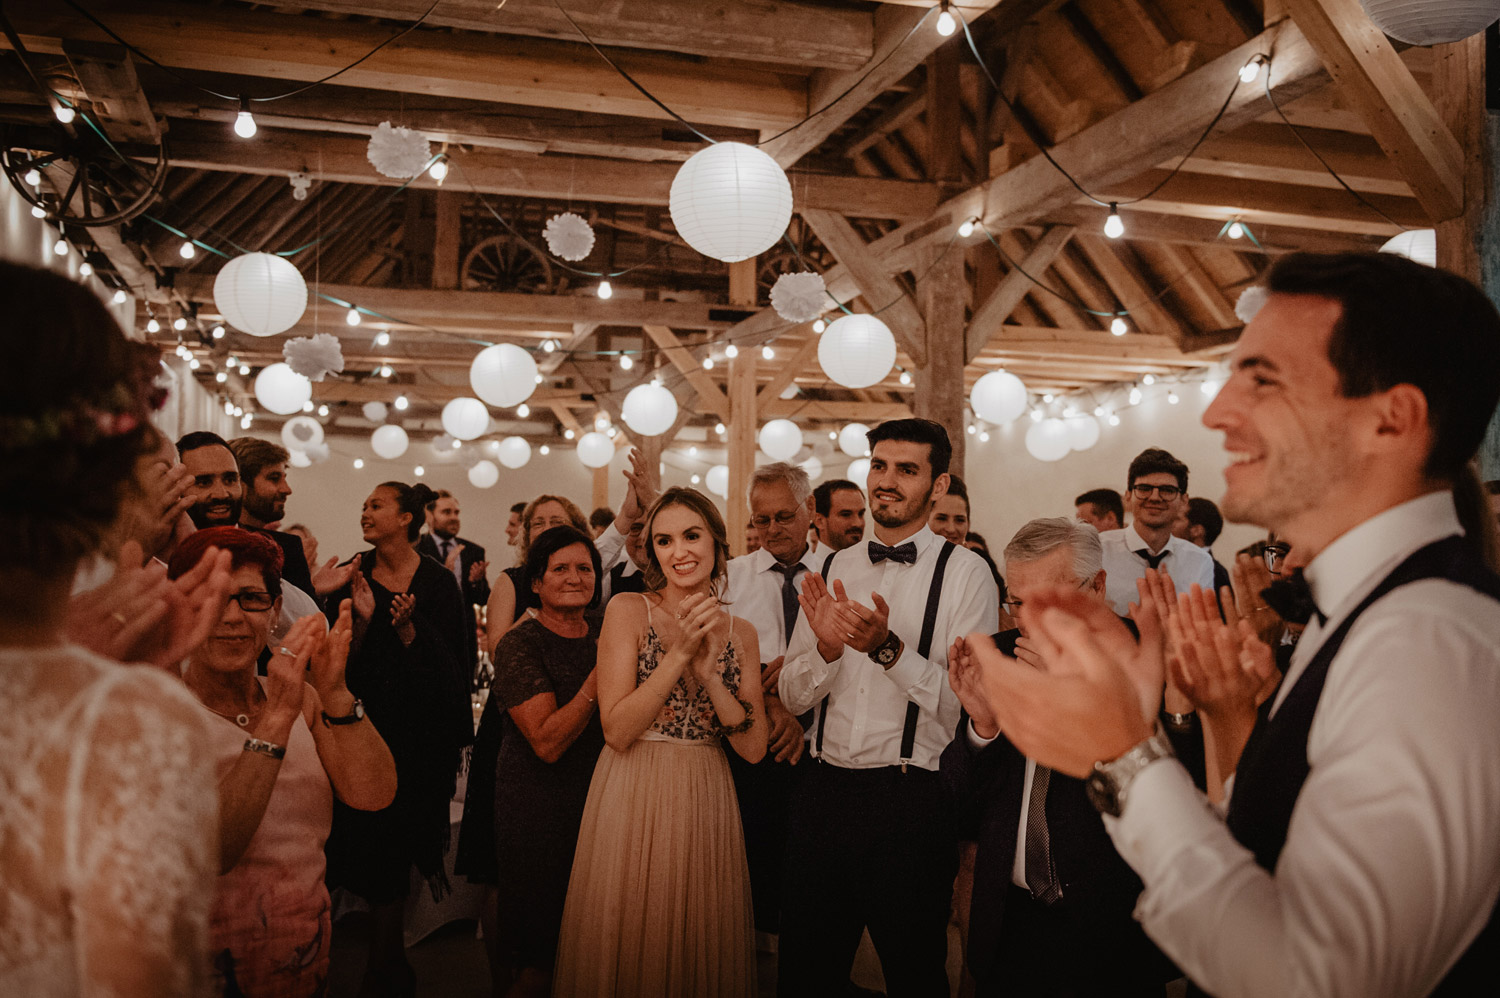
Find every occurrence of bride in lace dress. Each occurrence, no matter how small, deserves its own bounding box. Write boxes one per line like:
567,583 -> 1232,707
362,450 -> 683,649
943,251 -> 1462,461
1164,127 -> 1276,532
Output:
0,261 -> 223,997
553,488 -> 767,997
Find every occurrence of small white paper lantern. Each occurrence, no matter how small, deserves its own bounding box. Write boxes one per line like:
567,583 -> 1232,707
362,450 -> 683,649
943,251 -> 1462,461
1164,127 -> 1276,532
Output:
799,454 -> 824,481
970,370 -> 1028,426
281,415 -> 324,451
362,401 -> 389,423
1025,418 -> 1072,463
769,271 -> 828,322
542,212 -> 596,261
576,431 -> 614,469
468,459 -> 500,489
758,419 -> 804,461
366,122 -> 432,179
847,457 -> 871,486
371,424 -> 409,460
213,252 -> 307,337
496,436 -> 532,469
838,423 -> 871,458
441,397 -> 490,441
705,464 -> 730,498
819,314 -> 896,389
1379,228 -> 1438,268
1066,415 -> 1101,452
669,141 -> 793,263
254,362 -> 312,415
470,343 -> 538,408
621,382 -> 679,437
1360,1 -> 1500,45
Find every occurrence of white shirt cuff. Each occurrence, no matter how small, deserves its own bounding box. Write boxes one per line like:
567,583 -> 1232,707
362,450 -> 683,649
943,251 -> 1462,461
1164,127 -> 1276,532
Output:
967,719 -> 998,748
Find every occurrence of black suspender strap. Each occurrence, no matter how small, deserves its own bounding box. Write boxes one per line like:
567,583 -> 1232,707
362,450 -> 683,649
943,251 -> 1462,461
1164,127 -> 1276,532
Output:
814,551 -> 838,760
900,541 -> 955,771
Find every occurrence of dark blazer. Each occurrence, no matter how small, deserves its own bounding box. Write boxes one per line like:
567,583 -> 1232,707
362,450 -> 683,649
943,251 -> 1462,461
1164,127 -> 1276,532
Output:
252,527 -> 314,599
418,533 -> 491,681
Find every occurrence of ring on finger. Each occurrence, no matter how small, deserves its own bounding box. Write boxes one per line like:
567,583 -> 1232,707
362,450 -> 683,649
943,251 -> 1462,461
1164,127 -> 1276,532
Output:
110,612 -> 128,625
277,646 -> 294,656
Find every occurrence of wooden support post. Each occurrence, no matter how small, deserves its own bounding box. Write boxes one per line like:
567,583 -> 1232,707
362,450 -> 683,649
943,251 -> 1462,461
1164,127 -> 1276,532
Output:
432,190 -> 462,290
726,258 -> 757,556
915,246 -> 968,475
402,190 -> 435,286
592,465 -> 610,512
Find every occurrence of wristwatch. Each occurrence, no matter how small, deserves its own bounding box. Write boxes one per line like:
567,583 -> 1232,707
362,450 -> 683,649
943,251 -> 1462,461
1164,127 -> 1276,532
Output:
867,630 -> 902,667
321,698 -> 366,727
1084,725 -> 1175,817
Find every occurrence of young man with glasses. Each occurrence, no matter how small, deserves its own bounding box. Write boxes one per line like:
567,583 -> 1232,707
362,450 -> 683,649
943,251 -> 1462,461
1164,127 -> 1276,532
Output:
1099,448 -> 1214,615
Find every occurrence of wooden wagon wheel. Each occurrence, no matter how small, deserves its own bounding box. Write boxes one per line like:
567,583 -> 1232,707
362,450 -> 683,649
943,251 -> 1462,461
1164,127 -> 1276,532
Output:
461,233 -> 555,293
1,122 -> 168,227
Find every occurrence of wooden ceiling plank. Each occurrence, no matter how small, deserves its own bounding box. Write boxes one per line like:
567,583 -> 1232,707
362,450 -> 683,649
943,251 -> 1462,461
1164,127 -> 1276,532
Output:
1074,235 -> 1192,345
966,224 -> 1074,361
1041,202 -> 1382,251
756,334 -> 822,412
802,208 -> 928,365
641,324 -> 729,419
842,89 -> 927,159
1171,120 -> 1408,196
1143,242 -> 1240,331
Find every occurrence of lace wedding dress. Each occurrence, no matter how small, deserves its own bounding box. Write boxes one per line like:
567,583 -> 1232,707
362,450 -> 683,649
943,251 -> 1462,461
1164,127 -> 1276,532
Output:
0,644 -> 219,997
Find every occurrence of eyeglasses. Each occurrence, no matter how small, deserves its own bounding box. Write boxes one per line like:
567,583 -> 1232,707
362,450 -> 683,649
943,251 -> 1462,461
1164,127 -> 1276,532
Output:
226,591 -> 275,612
1001,578 -> 1094,614
1263,543 -> 1291,573
1131,484 -> 1182,501
750,511 -> 800,529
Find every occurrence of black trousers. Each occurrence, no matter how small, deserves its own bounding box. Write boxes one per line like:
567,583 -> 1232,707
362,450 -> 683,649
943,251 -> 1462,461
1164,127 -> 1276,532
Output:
777,763 -> 957,998
725,745 -> 803,934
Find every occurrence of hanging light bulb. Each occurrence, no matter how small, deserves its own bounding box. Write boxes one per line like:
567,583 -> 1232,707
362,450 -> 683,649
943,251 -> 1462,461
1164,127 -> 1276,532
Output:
414,465 -> 425,476
619,354 -> 633,370
978,430 -> 990,442
1239,56 -> 1265,85
78,261 -> 93,277
564,428 -> 576,440
239,364 -> 251,376
374,330 -> 390,346
354,458 -> 365,469
211,324 -> 225,339
52,237 -> 68,257
188,358 -> 201,370
812,318 -> 826,334
234,96 -> 257,138
899,370 -> 912,386
379,364 -> 394,378
966,424 -> 976,435
762,345 -> 775,360
302,400 -> 314,413
1108,413 -> 1121,426
517,403 -> 530,418
428,158 -> 448,182
224,400 -> 234,415
345,307 -> 361,326
714,422 -> 726,435
542,338 -> 556,353
113,289 -> 127,304
54,104 -> 75,124
691,473 -> 701,484
1042,393 -> 1054,403
534,373 -> 544,384
1143,373 -> 1156,385
1227,220 -> 1245,240
146,318 -> 160,333
1029,408 -> 1042,422
241,413 -> 253,429
703,356 -> 714,370
1167,391 -> 1180,405
935,2 -> 957,36
173,317 -> 187,331
958,218 -> 975,238
29,204 -> 45,219
394,394 -> 409,410
24,168 -> 40,187
725,343 -> 739,359
1104,204 -> 1125,239
1129,386 -> 1143,405
1110,316 -> 1128,336
179,241 -> 196,259
539,445 -> 550,455
597,280 -> 613,299
318,404 -> 330,416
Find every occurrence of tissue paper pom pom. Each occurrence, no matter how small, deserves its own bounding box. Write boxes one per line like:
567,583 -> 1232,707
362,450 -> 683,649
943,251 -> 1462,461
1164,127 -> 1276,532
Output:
770,271 -> 828,323
367,122 -> 432,179
1235,285 -> 1268,325
543,212 -> 596,262
283,333 -> 344,382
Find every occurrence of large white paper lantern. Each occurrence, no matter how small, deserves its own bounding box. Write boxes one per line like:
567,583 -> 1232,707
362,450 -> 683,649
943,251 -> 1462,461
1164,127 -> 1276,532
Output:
468,459 -> 500,489
1066,415 -> 1101,452
213,252 -> 307,337
254,362 -> 311,415
799,454 -> 824,481
441,397 -> 490,441
621,382 -> 679,437
970,370 -> 1029,426
705,464 -> 730,498
847,457 -> 871,486
819,314 -> 896,389
1379,228 -> 1437,268
838,422 -> 871,458
758,419 -> 804,461
576,431 -> 614,469
371,424 -> 409,459
470,343 -> 538,408
1025,418 -> 1072,462
668,141 -> 793,263
1360,1 -> 1500,45
281,415 -> 324,451
496,435 -> 532,469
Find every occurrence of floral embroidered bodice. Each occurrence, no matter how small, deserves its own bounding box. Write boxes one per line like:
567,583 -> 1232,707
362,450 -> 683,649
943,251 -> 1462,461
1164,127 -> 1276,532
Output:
0,645 -> 219,998
637,625 -> 743,742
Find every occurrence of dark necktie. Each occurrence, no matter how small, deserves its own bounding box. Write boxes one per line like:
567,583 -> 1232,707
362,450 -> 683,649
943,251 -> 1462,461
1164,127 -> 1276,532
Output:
1261,570 -> 1325,626
770,561 -> 804,642
1135,548 -> 1169,570
869,541 -> 917,565
1025,764 -> 1063,905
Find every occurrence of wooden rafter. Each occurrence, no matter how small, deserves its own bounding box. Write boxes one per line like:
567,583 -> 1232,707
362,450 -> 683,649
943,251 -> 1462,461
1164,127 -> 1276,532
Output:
641,325 -> 729,419
965,224 -> 1075,361
801,208 -> 928,365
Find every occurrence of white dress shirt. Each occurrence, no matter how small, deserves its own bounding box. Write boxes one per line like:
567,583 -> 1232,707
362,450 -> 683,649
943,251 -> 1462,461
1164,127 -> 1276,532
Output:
967,722 -> 1044,889
593,522 -> 628,575
781,527 -> 999,771
1100,524 -> 1214,615
725,541 -> 832,662
1104,491 -> 1500,998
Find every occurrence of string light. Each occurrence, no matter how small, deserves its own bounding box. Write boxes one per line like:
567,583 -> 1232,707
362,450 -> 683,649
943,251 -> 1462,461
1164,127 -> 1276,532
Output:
1042,393 -> 1054,403
691,474 -> 701,484
1227,220 -> 1245,239
23,168 -> 40,186
188,358 -> 200,370
534,373 -> 544,384
1201,379 -> 1221,397
957,217 -> 976,238
394,394 -> 409,410
428,159 -> 448,182
318,404 -> 330,416
1093,405 -> 1105,417
606,426 -> 617,438
714,422 -> 726,435
146,318 -> 160,333
1143,373 -> 1156,385
211,325 -> 225,339
346,308 -> 361,326
1167,391 -> 1180,405
597,280 -> 613,299
78,261 -> 93,277
517,403 -> 530,418
564,429 -> 576,440
899,370 -> 912,386
1108,414 -> 1121,426
1029,409 -> 1042,422
1239,55 -> 1266,85
1110,317 -> 1128,336
239,364 -> 251,376
542,338 -> 556,353
1129,387 -> 1143,405
54,104 -> 75,124
173,317 -> 188,331
30,205 -> 45,219
451,438 -> 462,449
302,401 -> 314,413
595,413 -> 610,430
812,318 -> 826,334
688,446 -> 698,456
240,413 -> 253,429
354,458 -> 365,469
414,465 -> 425,476
762,345 -> 775,360
539,445 -> 550,455
935,2 -> 957,36
52,237 -> 68,257
702,356 -> 714,370
224,400 -> 234,415
374,330 -> 390,346
619,354 -> 633,370
1103,204 -> 1125,239
724,344 -> 739,359
234,96 -> 257,138
179,241 -> 196,259
113,289 -> 127,304
966,424 -> 976,435
978,430 -> 990,442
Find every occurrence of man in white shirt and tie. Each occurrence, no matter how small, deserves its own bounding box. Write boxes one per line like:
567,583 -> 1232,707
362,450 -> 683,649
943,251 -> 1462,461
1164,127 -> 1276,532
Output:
778,419 -> 999,997
1098,448 -> 1213,615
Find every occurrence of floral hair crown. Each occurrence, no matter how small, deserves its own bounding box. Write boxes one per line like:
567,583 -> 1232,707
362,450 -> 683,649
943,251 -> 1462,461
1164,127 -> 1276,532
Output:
0,346 -> 167,450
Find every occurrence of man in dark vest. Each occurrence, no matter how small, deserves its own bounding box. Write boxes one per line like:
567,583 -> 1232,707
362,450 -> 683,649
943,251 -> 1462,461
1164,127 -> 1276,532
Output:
968,252 -> 1500,997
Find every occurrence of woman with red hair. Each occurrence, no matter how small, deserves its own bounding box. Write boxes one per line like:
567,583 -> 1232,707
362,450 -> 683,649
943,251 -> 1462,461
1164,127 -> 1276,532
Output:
169,527 -> 397,998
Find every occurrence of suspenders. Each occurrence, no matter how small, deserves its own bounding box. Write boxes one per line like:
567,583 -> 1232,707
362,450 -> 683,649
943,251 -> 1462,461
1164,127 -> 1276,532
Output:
814,541 -> 957,771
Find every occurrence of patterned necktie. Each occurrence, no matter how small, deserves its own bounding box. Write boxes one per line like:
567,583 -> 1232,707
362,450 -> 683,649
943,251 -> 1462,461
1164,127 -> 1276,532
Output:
770,561 -> 804,642
1135,548 -> 1169,570
1025,764 -> 1063,905
868,541 -> 918,565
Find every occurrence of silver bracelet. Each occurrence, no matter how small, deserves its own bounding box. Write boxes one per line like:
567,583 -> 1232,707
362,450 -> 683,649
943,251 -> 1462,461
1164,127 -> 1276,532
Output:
243,737 -> 287,760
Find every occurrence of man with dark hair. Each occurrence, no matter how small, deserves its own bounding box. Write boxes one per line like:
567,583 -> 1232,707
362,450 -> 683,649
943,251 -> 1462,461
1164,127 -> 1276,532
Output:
226,437 -> 315,598
779,418 -> 999,996
972,252 -> 1500,997
1075,488 -> 1124,533
1176,496 -> 1232,597
812,478 -> 866,551
176,431 -> 243,530
506,501 -> 526,548
418,490 -> 490,675
1098,447 -> 1213,614
588,506 -> 614,537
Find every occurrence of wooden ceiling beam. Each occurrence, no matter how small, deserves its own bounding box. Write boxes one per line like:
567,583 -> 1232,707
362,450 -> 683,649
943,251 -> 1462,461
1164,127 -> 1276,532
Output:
1073,235 -> 1192,345
802,208 -> 928,365
978,324 -> 1227,363
1172,120 -> 1409,196
966,224 -> 1074,361
756,334 -> 823,413
641,324 -> 729,419
1040,203 -> 1383,252
842,90 -> 927,159
1144,243 -> 1240,331
61,39 -> 158,144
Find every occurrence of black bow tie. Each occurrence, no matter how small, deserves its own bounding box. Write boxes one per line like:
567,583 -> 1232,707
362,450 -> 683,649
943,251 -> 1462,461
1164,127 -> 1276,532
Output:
869,541 -> 917,565
1261,571 -> 1325,627
1134,548 -> 1170,570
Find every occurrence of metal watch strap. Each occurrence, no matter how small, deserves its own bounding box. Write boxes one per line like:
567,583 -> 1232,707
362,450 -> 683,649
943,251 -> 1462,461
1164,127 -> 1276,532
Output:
1086,725 -> 1175,817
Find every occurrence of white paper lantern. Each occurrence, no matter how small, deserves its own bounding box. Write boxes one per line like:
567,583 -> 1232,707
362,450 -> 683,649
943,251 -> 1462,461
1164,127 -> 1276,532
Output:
758,419 -> 804,461
970,370 -> 1029,426
669,141 -> 793,263
283,333 -> 343,382
366,122 -> 432,179
542,212 -> 596,261
288,449 -> 312,468
371,424 -> 409,460
213,252 -> 307,337
838,423 -> 871,458
770,271 -> 828,322
468,459 -> 500,489
819,314 -> 896,389
799,454 -> 824,481
1360,1 -> 1500,45
1025,418 -> 1072,462
362,401 -> 389,423
847,457 -> 871,486
281,415 -> 324,451
1379,228 -> 1437,268
576,431 -> 614,469
430,433 -> 458,454
254,362 -> 311,415
470,343 -> 538,408
621,382 -> 679,437
1066,415 -> 1101,452
496,436 -> 532,469
441,397 -> 490,441
705,464 -> 730,498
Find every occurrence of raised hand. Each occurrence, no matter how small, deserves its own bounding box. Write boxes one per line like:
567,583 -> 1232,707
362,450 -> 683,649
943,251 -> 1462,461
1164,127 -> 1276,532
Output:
1029,586 -> 1164,721
797,573 -> 847,661
311,556 -> 358,597
264,615 -> 318,725
350,571 -> 375,623
1169,585 -> 1264,719
390,592 -> 417,645
468,559 -> 489,585
444,541 -> 466,574
827,580 -> 891,656
1232,550 -> 1283,645
947,634 -> 1000,739
117,460 -> 196,561
308,599 -> 354,700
